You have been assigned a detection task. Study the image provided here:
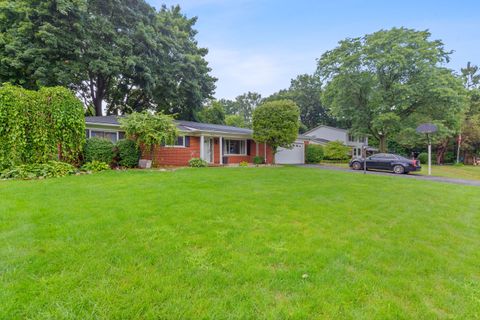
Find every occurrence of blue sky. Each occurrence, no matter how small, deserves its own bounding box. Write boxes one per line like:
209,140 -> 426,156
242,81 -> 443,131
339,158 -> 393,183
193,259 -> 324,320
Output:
147,0 -> 480,99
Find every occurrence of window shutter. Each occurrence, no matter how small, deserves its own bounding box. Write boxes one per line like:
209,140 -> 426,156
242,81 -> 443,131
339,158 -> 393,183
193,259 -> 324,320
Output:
247,140 -> 251,155
185,136 -> 190,147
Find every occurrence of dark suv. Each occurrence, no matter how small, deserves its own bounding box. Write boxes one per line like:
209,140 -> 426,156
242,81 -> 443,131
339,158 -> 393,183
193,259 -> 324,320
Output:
349,153 -> 421,174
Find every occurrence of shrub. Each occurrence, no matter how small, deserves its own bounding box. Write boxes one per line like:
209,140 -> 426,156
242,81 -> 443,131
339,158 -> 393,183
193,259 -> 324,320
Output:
253,156 -> 264,165
0,161 -> 76,180
453,162 -> 465,167
81,160 -> 110,172
324,141 -> 350,160
305,144 -> 324,163
188,158 -> 208,167
116,139 -> 140,168
239,161 -> 249,167
418,152 -> 428,164
84,138 -> 115,164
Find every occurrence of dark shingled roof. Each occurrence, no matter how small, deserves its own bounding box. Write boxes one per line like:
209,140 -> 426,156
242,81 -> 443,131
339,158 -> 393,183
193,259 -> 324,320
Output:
85,116 -> 253,135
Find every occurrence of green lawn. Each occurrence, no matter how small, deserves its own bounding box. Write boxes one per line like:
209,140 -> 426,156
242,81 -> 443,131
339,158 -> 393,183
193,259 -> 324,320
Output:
413,164 -> 480,181
320,162 -> 480,181
1,167 -> 479,319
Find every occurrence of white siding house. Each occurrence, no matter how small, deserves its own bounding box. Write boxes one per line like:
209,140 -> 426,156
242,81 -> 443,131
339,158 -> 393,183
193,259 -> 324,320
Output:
303,125 -> 369,157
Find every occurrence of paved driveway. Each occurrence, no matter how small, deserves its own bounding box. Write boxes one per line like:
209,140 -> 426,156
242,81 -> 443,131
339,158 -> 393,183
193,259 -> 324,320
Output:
299,164 -> 480,187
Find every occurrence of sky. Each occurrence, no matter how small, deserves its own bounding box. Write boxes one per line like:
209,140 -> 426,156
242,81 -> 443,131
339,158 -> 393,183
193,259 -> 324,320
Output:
147,0 -> 480,100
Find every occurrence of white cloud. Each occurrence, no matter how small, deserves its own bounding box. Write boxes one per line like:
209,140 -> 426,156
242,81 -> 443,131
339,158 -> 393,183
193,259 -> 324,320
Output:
207,47 -> 317,99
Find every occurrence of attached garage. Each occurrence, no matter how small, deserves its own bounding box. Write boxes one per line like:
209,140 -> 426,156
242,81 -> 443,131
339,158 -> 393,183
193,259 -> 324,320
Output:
275,141 -> 305,164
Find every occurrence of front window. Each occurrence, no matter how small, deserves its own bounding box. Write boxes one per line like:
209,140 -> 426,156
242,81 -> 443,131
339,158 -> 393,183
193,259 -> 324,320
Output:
223,139 -> 247,155
89,130 -> 119,143
166,136 -> 185,147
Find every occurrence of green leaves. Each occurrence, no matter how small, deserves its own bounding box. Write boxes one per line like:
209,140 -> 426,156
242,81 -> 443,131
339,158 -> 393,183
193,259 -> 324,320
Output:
119,112 -> 177,158
317,27 -> 467,152
0,0 -> 216,118
0,84 -> 85,169
252,99 -> 300,157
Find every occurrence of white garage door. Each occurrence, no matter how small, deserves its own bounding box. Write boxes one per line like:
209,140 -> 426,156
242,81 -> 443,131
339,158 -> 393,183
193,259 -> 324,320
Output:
275,141 -> 305,164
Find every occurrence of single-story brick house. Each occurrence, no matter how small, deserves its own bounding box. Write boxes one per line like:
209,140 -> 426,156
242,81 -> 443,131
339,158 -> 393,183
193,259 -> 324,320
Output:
85,116 -> 276,166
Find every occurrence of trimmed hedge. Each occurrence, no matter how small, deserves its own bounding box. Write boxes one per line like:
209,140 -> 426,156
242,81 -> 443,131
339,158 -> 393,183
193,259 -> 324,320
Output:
306,144 -> 324,163
116,139 -> 140,168
84,138 -> 115,164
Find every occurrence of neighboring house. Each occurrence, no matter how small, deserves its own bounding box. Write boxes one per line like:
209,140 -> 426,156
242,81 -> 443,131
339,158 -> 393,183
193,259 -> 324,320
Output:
303,125 -> 370,157
85,116 -> 276,166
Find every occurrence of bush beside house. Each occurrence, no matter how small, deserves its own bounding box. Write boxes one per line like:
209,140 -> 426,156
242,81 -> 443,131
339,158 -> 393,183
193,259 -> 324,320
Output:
84,138 -> 115,164
306,144 -> 324,163
116,139 -> 140,168
324,141 -> 351,160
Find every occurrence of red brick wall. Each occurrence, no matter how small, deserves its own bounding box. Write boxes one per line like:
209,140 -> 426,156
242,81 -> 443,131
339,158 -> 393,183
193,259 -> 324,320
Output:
141,136 -> 201,166
141,136 -> 274,166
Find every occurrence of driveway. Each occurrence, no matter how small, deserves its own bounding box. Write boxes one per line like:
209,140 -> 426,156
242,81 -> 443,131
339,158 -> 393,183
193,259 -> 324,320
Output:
299,164 -> 480,187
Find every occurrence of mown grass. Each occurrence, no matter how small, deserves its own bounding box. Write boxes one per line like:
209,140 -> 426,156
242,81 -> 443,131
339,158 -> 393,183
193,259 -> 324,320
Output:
413,164 -> 480,181
320,162 -> 480,181
1,167 -> 479,319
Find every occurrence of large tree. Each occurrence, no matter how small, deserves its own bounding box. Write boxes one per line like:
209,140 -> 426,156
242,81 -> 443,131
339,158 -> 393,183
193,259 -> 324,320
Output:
317,27 -> 466,152
0,1 -> 215,117
266,74 -> 336,130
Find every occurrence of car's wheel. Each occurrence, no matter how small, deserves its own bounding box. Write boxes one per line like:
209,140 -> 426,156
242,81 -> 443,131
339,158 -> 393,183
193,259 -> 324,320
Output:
352,162 -> 362,170
393,165 -> 405,174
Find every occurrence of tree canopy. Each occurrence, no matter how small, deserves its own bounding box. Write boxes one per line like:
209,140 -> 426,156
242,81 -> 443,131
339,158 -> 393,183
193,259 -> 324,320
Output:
252,99 -> 300,162
317,27 -> 467,153
266,74 -> 336,131
196,101 -> 225,125
0,0 -> 216,118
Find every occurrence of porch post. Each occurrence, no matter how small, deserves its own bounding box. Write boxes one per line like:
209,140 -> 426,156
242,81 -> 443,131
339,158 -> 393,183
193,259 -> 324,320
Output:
219,136 -> 223,165
264,143 -> 267,163
256,141 -> 259,156
200,135 -> 205,160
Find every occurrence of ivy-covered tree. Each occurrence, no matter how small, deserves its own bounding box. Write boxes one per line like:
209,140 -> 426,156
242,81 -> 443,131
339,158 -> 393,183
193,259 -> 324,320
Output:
0,1 -> 216,118
119,112 -> 177,164
0,84 -> 85,169
252,100 -> 300,163
317,27 -> 467,153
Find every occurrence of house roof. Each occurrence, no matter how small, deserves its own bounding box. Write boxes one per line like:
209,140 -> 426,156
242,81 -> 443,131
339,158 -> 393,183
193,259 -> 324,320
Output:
85,116 -> 253,136
303,124 -> 349,136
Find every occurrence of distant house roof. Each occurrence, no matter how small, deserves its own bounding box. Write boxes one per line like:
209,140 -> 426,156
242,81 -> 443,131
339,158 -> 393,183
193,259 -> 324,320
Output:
85,116 -> 253,136
303,125 -> 349,136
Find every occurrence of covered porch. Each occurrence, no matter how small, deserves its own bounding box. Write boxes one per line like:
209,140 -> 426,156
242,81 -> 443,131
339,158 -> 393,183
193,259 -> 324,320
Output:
198,134 -> 271,165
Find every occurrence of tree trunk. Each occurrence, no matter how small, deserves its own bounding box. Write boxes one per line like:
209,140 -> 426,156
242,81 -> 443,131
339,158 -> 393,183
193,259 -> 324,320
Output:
89,75 -> 108,117
436,139 -> 449,164
379,135 -> 387,153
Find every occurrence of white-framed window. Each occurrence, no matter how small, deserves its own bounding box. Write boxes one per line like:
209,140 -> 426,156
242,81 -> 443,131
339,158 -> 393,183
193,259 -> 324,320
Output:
87,129 -> 124,143
165,136 -> 186,147
223,139 -> 247,155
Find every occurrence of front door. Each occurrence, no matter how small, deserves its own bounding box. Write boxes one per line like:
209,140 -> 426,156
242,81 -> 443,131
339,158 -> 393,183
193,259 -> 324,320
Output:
203,138 -> 213,163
